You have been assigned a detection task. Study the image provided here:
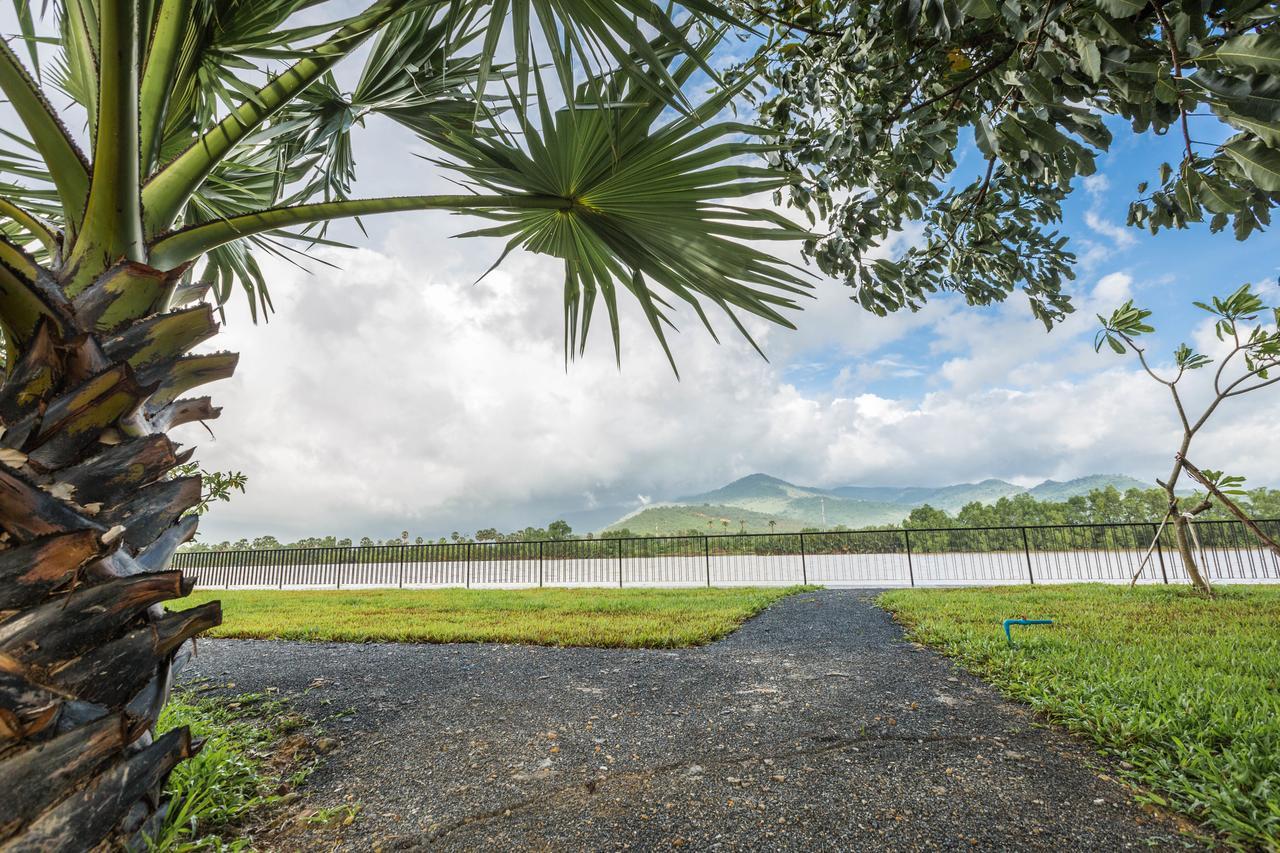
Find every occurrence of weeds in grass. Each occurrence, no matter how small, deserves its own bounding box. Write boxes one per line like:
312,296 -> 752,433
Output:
184,587 -> 807,647
880,584 -> 1280,850
152,690 -> 315,851
304,803 -> 361,828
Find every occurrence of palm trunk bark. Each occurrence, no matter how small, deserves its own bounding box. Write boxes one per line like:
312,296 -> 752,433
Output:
0,254 -> 230,848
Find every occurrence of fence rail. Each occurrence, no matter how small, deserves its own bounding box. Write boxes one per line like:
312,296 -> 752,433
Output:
173,519 -> 1280,589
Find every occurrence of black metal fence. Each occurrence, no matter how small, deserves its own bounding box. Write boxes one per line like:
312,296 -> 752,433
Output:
172,518 -> 1280,589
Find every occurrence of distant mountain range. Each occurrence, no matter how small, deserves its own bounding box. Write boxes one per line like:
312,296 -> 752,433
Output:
594,472 -> 1151,535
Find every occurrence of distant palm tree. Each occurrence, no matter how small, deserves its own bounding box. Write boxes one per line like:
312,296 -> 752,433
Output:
768,520 -> 777,534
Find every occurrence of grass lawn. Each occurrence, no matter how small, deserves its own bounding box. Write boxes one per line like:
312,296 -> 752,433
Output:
185,586 -> 806,647
879,584 -> 1280,849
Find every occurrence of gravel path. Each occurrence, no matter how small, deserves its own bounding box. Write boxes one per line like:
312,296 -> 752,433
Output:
183,590 -> 1189,850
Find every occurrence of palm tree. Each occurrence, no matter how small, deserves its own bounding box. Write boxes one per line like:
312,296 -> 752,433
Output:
0,0 -> 810,845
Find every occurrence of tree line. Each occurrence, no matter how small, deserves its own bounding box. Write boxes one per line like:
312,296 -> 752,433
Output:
903,486 -> 1280,531
180,485 -> 1280,552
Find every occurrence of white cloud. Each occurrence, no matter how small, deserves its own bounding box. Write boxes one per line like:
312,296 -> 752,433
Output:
1082,173 -> 1111,197
1093,271 -> 1133,305
833,358 -> 925,390
1085,210 -> 1138,248
177,230 -> 1280,542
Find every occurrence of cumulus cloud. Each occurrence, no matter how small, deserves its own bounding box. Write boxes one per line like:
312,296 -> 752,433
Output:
177,218 -> 1280,543
833,358 -> 926,389
1085,210 -> 1138,249
1082,173 -> 1111,197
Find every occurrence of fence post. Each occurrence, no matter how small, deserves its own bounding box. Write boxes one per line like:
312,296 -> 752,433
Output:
1152,523 -> 1169,584
1021,527 -> 1035,585
799,533 -> 807,585
704,536 -> 711,587
617,538 -> 624,588
539,540 -> 544,588
336,550 -> 342,590
466,542 -> 472,589
904,528 -> 915,588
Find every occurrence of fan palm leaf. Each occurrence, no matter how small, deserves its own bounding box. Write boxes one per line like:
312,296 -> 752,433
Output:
435,65 -> 813,368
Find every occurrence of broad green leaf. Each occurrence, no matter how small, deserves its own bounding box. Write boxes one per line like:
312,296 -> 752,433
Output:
1096,0 -> 1145,18
1076,37 -> 1101,82
958,0 -> 998,20
1220,111 -> 1280,148
1206,34 -> 1280,75
974,119 -> 1000,158
1224,138 -> 1280,191
1193,70 -> 1280,122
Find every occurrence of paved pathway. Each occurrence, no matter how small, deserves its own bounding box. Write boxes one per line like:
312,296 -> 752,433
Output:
184,590 -> 1188,850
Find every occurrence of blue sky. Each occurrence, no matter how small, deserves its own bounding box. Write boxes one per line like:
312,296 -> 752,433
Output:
789,114 -> 1280,400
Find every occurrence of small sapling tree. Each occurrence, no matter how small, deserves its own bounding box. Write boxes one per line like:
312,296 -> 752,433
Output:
1096,283 -> 1280,594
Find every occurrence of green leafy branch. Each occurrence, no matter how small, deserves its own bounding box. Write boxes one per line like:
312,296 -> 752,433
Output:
170,462 -> 249,517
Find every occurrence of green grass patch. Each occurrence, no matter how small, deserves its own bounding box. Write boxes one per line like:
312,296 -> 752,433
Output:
154,691 -> 313,851
879,584 -> 1280,849
186,586 -> 807,647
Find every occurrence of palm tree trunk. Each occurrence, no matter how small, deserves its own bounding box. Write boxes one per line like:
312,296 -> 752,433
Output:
0,257 -> 229,848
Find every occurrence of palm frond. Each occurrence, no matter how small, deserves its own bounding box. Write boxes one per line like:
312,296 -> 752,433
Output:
465,0 -> 743,117
9,0 -> 42,74
0,129 -> 62,224
354,4 -> 488,142
153,0 -> 352,152
159,2 -> 490,312
177,102 -> 356,315
434,55 -> 812,371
